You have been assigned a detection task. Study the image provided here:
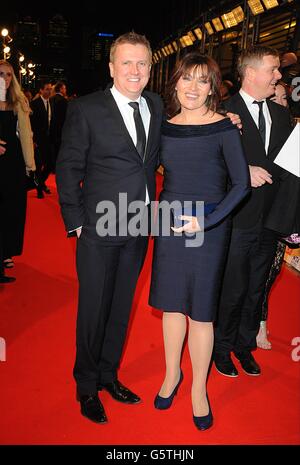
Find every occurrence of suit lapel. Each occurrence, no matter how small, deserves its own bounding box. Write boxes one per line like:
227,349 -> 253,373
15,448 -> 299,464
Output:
143,92 -> 155,162
37,97 -> 48,127
37,97 -> 46,115
266,100 -> 279,159
234,94 -> 266,155
103,88 -> 143,161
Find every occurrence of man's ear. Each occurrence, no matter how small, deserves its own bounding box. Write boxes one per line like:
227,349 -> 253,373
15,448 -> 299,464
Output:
245,65 -> 256,83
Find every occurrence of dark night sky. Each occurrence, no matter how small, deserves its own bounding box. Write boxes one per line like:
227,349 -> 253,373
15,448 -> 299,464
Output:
2,1 -> 213,47
2,1 -> 215,93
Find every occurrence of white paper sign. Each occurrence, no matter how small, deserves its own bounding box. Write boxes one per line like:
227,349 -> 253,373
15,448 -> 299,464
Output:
0,76 -> 6,101
274,123 -> 300,177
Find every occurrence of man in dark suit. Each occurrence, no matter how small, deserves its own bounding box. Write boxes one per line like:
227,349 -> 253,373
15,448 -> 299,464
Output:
50,81 -> 68,171
214,46 -> 294,377
56,32 -> 164,424
30,80 -> 54,198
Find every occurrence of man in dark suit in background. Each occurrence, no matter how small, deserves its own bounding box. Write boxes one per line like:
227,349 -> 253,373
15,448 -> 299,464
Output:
56,32 -> 164,424
30,80 -> 54,198
50,81 -> 68,171
214,46 -> 294,377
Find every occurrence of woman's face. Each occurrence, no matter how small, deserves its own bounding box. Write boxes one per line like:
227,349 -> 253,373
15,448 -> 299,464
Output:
0,64 -> 13,90
176,65 -> 212,112
270,84 -> 288,107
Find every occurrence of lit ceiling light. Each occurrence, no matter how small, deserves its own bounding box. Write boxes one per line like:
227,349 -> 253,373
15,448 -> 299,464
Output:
221,12 -> 238,28
284,20 -> 296,29
168,44 -> 174,54
172,41 -> 178,51
184,35 -> 194,46
212,17 -> 224,32
248,0 -> 264,15
193,28 -> 202,40
187,31 -> 196,42
1,28 -> 9,37
262,0 -> 279,9
3,46 -> 10,54
232,6 -> 245,23
204,22 -> 214,35
180,35 -> 193,47
179,37 -> 186,48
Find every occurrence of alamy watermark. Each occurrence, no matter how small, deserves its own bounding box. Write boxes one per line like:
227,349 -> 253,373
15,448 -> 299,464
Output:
291,337 -> 300,362
95,193 -> 206,248
0,337 -> 6,362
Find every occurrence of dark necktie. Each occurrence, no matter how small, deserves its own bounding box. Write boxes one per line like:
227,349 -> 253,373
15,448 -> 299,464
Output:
128,101 -> 146,159
253,100 -> 266,146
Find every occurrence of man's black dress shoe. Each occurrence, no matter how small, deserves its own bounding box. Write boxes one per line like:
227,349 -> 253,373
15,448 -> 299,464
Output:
98,380 -> 141,404
0,275 -> 16,283
214,354 -> 239,377
235,352 -> 261,376
79,394 -> 107,424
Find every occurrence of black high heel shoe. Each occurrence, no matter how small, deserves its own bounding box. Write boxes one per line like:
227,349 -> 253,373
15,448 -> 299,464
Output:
154,370 -> 183,410
193,395 -> 213,431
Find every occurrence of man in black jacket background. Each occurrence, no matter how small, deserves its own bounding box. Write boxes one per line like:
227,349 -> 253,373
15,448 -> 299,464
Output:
214,46 -> 295,378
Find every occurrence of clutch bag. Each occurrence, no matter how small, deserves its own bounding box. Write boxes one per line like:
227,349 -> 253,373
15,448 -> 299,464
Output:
172,202 -> 218,228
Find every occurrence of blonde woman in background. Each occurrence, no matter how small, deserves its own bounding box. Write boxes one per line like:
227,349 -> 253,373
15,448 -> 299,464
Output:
0,60 -> 35,280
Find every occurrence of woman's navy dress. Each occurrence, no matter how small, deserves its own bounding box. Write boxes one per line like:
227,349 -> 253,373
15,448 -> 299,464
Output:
149,118 -> 250,322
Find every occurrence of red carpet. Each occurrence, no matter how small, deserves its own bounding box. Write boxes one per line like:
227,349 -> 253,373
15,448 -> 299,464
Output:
0,175 -> 299,445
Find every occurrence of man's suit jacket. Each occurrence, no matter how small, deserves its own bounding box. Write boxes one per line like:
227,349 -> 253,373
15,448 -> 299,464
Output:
30,97 -> 53,145
56,88 -> 164,239
224,93 -> 293,229
50,93 -> 68,145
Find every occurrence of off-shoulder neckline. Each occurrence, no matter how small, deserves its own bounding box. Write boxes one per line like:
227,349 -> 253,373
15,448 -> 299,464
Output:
165,117 -> 230,127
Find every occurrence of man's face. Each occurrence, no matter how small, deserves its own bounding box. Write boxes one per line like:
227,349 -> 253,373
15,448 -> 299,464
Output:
60,84 -> 67,97
40,84 -> 52,99
109,43 -> 151,100
248,55 -> 282,99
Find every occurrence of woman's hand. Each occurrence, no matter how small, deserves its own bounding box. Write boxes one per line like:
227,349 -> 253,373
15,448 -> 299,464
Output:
0,139 -> 7,156
171,215 -> 201,234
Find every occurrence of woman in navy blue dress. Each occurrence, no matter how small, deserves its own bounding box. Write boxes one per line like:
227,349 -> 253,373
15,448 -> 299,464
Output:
149,52 -> 250,430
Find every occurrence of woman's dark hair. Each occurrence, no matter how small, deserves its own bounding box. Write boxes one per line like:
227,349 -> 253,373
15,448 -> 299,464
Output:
165,52 -> 222,118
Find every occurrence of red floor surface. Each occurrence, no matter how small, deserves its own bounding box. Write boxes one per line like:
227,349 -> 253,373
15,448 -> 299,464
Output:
0,175 -> 299,445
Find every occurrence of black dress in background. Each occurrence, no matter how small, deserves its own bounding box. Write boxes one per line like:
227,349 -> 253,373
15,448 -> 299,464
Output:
0,111 -> 27,259
149,118 -> 250,322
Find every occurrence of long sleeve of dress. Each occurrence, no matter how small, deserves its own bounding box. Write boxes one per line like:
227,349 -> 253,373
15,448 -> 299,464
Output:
203,127 -> 250,229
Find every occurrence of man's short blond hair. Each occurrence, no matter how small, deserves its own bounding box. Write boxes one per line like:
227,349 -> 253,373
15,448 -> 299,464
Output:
110,31 -> 152,63
238,46 -> 279,82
